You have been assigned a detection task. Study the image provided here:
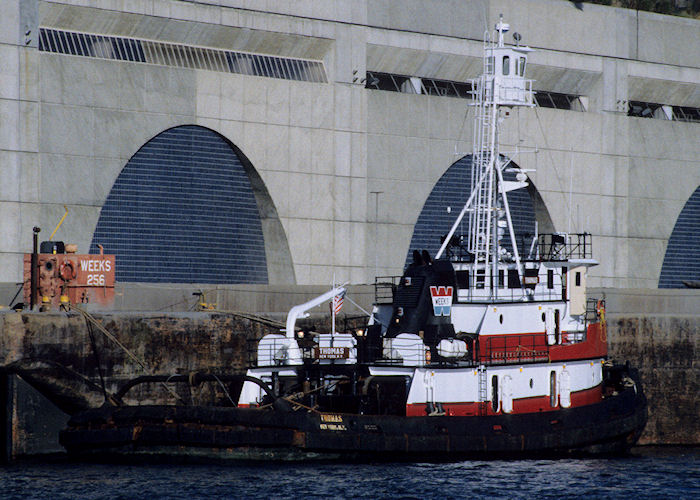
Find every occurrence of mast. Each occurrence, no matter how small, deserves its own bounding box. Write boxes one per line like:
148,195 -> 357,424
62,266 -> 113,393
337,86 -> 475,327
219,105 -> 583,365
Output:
436,15 -> 534,300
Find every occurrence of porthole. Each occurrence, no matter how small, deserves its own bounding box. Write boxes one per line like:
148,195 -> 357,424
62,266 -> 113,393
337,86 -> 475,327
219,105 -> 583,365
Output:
541,312 -> 546,322
529,378 -> 533,389
499,314 -> 503,324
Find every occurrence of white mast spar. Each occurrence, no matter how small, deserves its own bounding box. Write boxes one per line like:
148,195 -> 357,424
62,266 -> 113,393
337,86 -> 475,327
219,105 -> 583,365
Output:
435,15 -> 534,300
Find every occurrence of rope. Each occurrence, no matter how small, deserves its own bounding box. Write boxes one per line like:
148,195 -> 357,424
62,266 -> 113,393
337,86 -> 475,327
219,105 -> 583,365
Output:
194,307 -> 287,330
257,379 -> 348,413
220,310 -> 286,329
211,373 -> 236,406
84,317 -> 108,403
71,305 -> 185,404
344,295 -> 379,324
281,397 -> 320,413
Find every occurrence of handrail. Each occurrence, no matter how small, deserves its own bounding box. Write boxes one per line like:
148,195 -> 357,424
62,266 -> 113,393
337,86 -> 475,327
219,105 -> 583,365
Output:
246,332 -> 595,370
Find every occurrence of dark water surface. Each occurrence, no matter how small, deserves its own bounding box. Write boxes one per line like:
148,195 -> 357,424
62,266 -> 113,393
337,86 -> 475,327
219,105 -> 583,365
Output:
1,447 -> 697,499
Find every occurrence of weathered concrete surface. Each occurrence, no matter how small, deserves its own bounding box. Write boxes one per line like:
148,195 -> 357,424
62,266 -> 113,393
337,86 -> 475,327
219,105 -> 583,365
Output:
594,288 -> 699,445
0,311 -> 271,410
1,373 -> 69,461
607,315 -> 698,445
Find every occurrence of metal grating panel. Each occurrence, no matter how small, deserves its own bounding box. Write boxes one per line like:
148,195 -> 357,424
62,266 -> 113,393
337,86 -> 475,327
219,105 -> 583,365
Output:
659,186 -> 700,288
366,71 -> 583,111
405,155 -> 537,267
90,126 -> 268,284
38,27 -> 328,84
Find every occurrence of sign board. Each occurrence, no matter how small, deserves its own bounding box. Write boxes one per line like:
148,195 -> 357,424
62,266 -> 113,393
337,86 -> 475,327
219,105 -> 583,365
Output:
314,346 -> 350,359
430,285 -> 453,316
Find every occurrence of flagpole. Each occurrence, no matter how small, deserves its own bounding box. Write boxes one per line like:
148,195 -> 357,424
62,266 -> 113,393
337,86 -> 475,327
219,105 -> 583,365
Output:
331,273 -> 336,338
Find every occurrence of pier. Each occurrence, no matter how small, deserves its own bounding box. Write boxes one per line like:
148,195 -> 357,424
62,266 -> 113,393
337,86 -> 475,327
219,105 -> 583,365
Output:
0,287 -> 697,461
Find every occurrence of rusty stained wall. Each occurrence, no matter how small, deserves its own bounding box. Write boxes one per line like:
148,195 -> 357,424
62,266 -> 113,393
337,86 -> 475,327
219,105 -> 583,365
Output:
0,311 -> 272,409
607,315 -> 698,446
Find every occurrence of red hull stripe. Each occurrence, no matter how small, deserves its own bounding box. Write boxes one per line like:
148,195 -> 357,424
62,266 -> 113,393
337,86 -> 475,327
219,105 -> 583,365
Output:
405,384 -> 602,417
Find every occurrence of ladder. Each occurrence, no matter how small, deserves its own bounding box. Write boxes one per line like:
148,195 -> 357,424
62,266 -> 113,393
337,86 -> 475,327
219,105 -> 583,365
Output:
468,43 -> 498,274
477,364 -> 488,416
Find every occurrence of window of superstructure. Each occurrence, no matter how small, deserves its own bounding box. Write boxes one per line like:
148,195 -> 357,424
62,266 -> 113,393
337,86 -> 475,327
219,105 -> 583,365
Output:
456,270 -> 469,289
507,269 -> 520,289
502,56 -> 510,76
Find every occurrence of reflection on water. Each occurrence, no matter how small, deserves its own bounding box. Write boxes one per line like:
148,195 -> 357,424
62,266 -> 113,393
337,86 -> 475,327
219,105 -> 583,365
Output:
0,447 -> 697,500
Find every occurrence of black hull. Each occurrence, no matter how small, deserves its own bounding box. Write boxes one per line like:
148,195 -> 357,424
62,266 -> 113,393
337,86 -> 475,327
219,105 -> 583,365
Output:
60,386 -> 646,462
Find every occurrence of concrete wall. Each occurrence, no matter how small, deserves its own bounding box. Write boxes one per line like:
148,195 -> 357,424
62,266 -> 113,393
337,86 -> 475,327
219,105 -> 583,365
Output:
0,0 -> 699,292
594,288 -> 699,445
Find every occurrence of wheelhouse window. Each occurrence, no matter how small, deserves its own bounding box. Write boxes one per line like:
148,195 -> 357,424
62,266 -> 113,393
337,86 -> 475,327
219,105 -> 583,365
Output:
502,56 -> 510,75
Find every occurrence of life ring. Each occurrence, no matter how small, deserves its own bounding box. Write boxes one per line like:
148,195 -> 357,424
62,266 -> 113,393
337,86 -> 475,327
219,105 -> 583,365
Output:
59,261 -> 76,281
425,349 -> 432,363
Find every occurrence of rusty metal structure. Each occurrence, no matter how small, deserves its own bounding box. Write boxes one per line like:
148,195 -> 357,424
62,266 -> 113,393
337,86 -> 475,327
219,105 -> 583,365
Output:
23,244 -> 115,310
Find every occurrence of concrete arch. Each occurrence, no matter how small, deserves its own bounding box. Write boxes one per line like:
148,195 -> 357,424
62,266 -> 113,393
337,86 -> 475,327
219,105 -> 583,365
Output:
659,185 -> 700,288
405,154 -> 552,266
90,125 -> 295,284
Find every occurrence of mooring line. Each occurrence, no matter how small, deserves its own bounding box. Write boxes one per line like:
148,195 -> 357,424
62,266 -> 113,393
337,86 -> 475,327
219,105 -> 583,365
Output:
71,305 -> 185,404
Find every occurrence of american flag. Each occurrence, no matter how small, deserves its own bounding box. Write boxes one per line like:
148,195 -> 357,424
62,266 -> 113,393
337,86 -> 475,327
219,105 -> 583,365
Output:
331,290 -> 345,315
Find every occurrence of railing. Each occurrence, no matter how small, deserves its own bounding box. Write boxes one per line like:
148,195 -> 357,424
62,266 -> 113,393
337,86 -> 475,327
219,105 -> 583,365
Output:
537,233 -> 592,260
443,233 -> 540,262
247,332 -> 572,370
454,279 -> 562,303
376,270 -> 568,304
585,297 -> 604,324
374,276 -> 400,304
483,334 -> 549,364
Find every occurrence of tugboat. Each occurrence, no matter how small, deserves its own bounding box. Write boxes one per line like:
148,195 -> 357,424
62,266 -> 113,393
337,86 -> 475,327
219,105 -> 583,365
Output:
60,17 -> 646,461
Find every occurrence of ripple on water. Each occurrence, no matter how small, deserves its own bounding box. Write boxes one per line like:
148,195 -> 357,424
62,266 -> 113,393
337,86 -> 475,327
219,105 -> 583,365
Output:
0,449 -> 698,500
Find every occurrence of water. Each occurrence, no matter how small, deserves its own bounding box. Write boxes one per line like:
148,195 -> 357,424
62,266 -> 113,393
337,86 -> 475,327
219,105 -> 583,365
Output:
1,448 -> 697,499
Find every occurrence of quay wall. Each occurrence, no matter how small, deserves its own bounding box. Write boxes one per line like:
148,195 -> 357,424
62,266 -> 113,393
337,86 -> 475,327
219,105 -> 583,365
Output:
596,288 -> 699,445
0,288 -> 697,459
